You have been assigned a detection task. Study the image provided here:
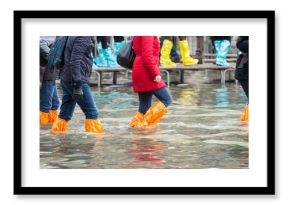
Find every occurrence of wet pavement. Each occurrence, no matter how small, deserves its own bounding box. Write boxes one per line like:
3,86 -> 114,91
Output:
40,74 -> 248,169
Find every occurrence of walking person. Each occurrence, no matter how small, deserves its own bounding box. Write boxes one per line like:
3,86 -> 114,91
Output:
39,36 -> 60,126
235,36 -> 249,122
129,36 -> 172,128
51,36 -> 104,133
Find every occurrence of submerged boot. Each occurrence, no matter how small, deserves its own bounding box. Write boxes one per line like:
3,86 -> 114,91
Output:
51,118 -> 68,134
129,112 -> 148,128
179,40 -> 198,65
215,40 -> 231,66
160,39 -> 176,67
85,119 -> 104,133
144,101 -> 167,125
102,47 -> 119,68
48,109 -> 58,124
40,111 -> 49,126
240,105 -> 249,123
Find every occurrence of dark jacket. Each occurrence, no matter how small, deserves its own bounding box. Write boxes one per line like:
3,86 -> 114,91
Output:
235,36 -> 249,81
60,36 -> 94,83
40,36 -> 56,82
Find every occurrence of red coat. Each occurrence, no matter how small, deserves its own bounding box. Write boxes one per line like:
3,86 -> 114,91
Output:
132,36 -> 166,92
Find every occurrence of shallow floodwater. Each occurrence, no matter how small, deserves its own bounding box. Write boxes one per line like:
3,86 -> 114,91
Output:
40,82 -> 248,169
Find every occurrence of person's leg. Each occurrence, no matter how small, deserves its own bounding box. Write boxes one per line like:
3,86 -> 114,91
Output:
114,36 -> 124,42
144,87 -> 172,125
40,80 -> 55,125
152,87 -> 172,107
160,36 -> 176,67
164,36 -> 174,41
238,80 -> 249,122
170,37 -> 181,63
216,40 -> 230,66
138,92 -> 153,114
75,82 -> 99,119
113,36 -> 126,61
101,36 -> 118,68
51,81 -> 76,133
178,36 -> 198,65
40,80 -> 54,113
96,42 -> 107,67
48,83 -> 60,123
75,82 -> 104,133
129,92 -> 152,128
239,80 -> 249,100
50,83 -> 60,110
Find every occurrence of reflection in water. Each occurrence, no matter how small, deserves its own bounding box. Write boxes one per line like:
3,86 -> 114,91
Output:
177,87 -> 200,106
214,88 -> 229,109
127,137 -> 167,168
40,83 -> 248,169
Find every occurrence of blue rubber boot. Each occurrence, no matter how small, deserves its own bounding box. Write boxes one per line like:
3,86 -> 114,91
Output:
215,40 -> 231,66
96,43 -> 108,67
114,41 -> 126,58
103,47 -> 119,68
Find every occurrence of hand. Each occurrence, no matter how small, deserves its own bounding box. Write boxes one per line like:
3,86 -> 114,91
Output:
72,81 -> 83,101
154,75 -> 162,82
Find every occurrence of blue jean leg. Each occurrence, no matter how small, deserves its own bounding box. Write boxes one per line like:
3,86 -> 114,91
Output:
59,81 -> 77,121
59,81 -> 98,121
138,92 -> 153,114
138,87 -> 172,114
40,80 -> 60,112
51,86 -> 60,110
76,82 -> 98,119
152,87 -> 172,107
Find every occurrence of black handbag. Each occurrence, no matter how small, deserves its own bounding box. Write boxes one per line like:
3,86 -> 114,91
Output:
117,40 -> 136,69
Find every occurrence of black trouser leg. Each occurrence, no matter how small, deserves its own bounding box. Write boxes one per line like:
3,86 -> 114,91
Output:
239,80 -> 249,100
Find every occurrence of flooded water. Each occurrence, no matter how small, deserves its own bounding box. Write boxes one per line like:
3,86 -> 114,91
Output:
40,75 -> 248,169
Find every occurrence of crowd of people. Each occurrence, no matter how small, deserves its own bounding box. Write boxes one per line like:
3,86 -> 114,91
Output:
39,36 -> 249,134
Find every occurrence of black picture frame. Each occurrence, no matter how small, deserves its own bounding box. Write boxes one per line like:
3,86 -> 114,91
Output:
14,10 -> 275,195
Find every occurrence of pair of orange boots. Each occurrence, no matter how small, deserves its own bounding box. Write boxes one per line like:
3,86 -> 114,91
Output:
129,101 -> 167,128
40,110 -> 58,126
40,110 -> 104,134
50,118 -> 104,134
240,105 -> 249,123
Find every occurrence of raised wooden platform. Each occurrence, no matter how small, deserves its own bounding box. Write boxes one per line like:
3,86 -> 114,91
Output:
159,63 -> 236,85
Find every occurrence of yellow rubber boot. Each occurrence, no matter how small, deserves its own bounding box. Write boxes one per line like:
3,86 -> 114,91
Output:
40,111 -> 49,126
179,40 -> 199,65
48,110 -> 58,124
160,39 -> 176,67
129,112 -> 148,128
51,118 -> 68,134
85,119 -> 104,133
144,101 -> 167,125
240,105 -> 249,123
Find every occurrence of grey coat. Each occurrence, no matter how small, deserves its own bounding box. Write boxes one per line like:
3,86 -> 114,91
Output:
40,36 -> 57,82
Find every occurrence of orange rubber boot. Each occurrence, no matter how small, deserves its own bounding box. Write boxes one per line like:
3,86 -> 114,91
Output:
85,119 -> 104,133
129,112 -> 148,128
240,105 -> 249,123
144,101 -> 167,125
51,118 -> 68,134
48,110 -> 58,124
40,111 -> 49,126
